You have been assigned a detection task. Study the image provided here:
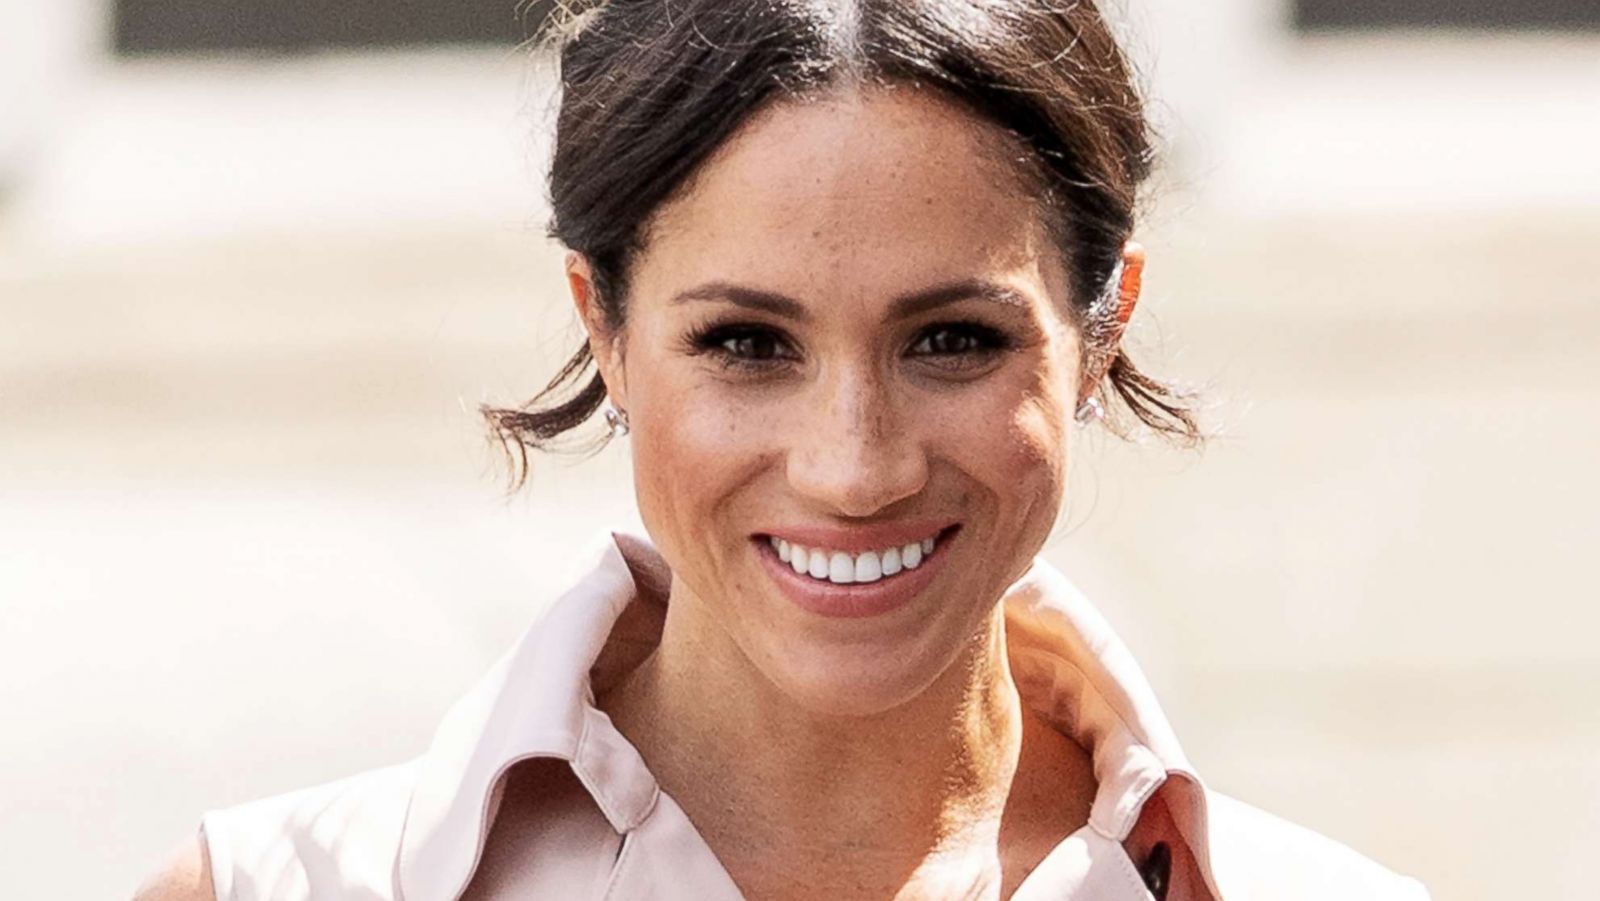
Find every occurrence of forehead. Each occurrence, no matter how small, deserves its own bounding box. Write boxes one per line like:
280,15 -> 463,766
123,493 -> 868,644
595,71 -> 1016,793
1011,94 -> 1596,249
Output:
637,85 -> 1064,309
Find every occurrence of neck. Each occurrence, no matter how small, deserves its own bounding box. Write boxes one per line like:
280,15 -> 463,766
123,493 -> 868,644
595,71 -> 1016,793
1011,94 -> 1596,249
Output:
600,576 -> 1040,896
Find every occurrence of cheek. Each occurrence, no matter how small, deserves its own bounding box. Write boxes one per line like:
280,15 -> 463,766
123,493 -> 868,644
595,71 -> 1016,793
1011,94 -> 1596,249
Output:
1014,370 -> 1072,476
1008,388 -> 1071,530
926,357 -> 1073,594
626,357 -> 777,544
933,363 -> 1071,514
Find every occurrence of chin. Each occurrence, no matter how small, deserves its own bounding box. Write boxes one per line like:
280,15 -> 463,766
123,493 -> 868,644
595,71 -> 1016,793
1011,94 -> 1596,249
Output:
756,631 -> 959,719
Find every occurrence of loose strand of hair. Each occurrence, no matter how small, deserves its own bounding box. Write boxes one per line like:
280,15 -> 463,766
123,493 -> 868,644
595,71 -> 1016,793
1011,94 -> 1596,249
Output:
481,351 -> 610,489
1103,352 -> 1205,447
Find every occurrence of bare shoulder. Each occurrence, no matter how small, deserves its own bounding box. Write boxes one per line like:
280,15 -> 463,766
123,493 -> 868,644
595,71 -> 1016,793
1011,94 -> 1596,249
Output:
131,833 -> 216,901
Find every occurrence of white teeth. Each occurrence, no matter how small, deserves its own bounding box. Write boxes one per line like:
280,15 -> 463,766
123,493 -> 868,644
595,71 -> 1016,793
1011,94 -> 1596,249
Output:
854,551 -> 883,583
807,550 -> 829,580
828,552 -> 855,584
881,546 -> 902,575
770,533 -> 943,585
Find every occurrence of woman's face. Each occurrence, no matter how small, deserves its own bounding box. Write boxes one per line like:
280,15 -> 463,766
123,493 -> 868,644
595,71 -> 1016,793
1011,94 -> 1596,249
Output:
580,86 -> 1112,715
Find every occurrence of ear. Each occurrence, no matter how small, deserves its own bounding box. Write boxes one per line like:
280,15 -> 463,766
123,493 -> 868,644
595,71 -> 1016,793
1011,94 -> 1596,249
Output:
1080,240 -> 1145,398
566,251 -> 629,411
1113,241 -> 1145,329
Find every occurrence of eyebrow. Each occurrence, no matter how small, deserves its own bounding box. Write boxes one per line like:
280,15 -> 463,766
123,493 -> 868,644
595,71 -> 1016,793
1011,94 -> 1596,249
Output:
669,278 -> 1031,322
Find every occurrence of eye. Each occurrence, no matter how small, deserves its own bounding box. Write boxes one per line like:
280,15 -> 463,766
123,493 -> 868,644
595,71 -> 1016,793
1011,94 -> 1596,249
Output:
684,322 -> 798,373
908,322 -> 1012,362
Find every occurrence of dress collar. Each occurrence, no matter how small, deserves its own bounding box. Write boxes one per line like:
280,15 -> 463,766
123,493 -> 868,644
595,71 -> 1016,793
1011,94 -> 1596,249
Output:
395,528 -> 1223,900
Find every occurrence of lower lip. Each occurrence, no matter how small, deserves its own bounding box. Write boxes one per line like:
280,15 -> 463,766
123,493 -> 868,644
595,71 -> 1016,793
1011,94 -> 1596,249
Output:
754,529 -> 956,619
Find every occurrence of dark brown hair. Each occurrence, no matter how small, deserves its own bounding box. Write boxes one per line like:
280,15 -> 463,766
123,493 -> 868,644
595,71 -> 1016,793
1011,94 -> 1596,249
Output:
486,0 -> 1201,482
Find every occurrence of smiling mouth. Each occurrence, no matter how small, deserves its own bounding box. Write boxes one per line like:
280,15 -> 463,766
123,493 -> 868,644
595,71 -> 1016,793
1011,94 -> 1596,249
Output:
765,531 -> 945,585
751,525 -> 959,619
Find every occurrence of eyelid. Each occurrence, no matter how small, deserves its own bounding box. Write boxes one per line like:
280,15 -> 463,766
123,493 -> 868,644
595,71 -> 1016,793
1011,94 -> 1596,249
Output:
907,321 -> 1014,354
684,318 -> 1018,379
716,323 -> 799,355
684,320 -> 802,374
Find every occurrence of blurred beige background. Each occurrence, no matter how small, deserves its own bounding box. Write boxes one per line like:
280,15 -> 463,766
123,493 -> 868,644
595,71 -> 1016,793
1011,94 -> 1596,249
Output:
3,2 -> 1598,899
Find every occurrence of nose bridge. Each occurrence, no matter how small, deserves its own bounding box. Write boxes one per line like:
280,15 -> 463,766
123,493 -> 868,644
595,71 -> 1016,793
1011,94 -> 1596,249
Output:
832,360 -> 887,441
786,359 -> 927,515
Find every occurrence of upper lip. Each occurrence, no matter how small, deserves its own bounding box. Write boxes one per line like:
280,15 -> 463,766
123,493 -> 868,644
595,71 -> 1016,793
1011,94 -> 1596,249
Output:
757,521 -> 959,553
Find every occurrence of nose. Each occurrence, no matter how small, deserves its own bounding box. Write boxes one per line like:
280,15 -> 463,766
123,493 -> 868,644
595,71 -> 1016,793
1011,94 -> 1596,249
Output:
783,369 -> 928,518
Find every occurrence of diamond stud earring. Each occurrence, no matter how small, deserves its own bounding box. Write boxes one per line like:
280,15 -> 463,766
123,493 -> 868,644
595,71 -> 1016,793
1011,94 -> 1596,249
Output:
1074,396 -> 1104,425
603,404 -> 630,437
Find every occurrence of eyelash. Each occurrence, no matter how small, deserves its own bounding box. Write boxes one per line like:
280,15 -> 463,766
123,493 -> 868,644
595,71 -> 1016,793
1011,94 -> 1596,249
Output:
683,321 -> 1015,375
